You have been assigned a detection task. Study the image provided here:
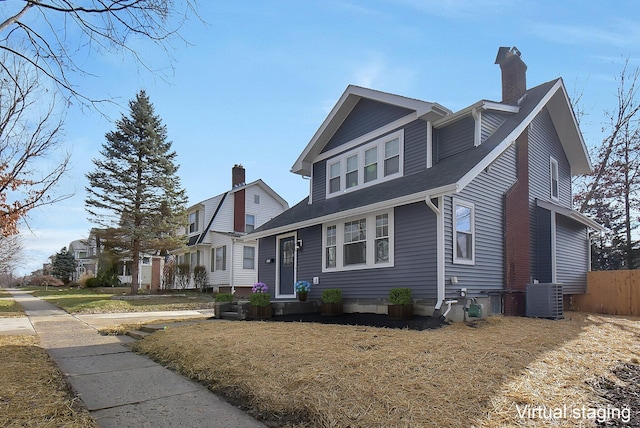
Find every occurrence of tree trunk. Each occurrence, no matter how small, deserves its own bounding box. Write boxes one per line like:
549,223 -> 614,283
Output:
131,239 -> 141,294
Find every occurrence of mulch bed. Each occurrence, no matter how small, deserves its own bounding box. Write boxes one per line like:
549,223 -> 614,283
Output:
270,312 -> 448,330
590,361 -> 640,427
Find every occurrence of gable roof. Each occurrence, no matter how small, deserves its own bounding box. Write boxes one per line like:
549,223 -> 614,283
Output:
290,85 -> 451,176
187,179 -> 289,246
251,78 -> 591,238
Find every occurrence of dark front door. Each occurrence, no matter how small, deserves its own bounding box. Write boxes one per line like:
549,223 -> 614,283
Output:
278,235 -> 296,297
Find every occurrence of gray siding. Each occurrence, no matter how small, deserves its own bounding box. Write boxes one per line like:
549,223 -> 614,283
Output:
434,116 -> 475,162
258,236 -> 277,298
444,145 -> 518,298
273,203 -> 438,300
312,161 -> 327,202
403,120 -> 428,175
322,99 -> 412,153
556,215 -> 589,294
481,111 -> 509,144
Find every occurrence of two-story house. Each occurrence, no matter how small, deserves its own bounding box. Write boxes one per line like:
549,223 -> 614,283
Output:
173,165 -> 289,296
250,47 -> 602,320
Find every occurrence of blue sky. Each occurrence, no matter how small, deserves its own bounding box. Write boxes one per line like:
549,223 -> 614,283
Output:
16,0 -> 640,275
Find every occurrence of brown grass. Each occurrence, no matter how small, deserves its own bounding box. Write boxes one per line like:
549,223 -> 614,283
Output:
0,335 -> 97,428
133,312 -> 640,427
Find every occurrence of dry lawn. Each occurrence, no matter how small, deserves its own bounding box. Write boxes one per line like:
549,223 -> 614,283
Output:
133,312 -> 640,427
0,335 -> 97,428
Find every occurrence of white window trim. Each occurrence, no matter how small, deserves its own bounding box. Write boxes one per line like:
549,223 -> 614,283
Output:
212,246 -> 226,272
452,198 -> 475,265
245,213 -> 256,233
322,210 -> 394,272
550,157 -> 559,201
325,130 -> 404,198
242,245 -> 256,270
188,210 -> 199,234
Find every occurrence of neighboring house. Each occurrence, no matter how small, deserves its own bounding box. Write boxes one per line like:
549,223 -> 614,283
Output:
172,165 -> 289,295
250,47 -> 602,320
68,239 -> 97,282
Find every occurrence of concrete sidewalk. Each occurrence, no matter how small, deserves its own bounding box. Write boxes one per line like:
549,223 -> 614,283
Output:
5,289 -> 265,428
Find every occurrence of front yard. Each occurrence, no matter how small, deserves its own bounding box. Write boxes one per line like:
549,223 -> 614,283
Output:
31,286 -> 216,313
133,313 -> 640,427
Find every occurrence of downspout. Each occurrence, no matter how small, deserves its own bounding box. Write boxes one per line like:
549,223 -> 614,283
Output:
425,195 -> 445,313
230,238 -> 235,295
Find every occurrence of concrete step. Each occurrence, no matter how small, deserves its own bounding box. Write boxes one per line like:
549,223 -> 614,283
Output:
126,330 -> 152,340
220,311 -> 241,320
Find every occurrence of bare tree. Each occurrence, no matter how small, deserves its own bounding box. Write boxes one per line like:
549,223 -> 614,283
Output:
0,1 -> 199,107
0,53 -> 70,236
0,235 -> 24,274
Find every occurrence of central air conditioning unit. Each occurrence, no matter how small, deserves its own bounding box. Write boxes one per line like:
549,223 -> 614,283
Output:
526,283 -> 563,319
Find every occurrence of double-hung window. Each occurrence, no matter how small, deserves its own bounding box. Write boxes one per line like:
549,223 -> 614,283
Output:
212,246 -> 226,271
245,214 -> 255,233
243,246 -> 255,270
550,157 -> 559,201
188,211 -> 199,234
453,199 -> 475,265
384,138 -> 400,176
323,211 -> 394,271
325,130 -> 403,198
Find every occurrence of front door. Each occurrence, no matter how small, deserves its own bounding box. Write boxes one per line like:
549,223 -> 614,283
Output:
277,234 -> 296,298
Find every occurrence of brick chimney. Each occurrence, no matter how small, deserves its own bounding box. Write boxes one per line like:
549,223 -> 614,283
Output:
232,164 -> 246,188
232,164 -> 246,233
495,46 -> 527,105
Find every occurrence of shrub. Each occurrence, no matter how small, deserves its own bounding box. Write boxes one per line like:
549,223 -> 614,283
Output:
249,292 -> 271,307
193,265 -> 207,290
85,277 -> 100,288
322,288 -> 343,303
389,288 -> 412,305
28,275 -> 64,287
214,292 -> 234,303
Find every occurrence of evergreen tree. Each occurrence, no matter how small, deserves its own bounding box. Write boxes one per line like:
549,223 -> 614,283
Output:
85,91 -> 187,294
51,247 -> 76,284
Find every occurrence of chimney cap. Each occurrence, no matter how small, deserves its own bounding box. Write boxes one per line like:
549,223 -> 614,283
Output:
495,46 -> 522,65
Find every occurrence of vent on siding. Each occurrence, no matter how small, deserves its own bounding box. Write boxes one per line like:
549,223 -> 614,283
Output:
525,283 -> 563,319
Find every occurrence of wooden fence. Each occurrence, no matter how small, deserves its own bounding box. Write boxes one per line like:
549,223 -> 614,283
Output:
571,270 -> 640,316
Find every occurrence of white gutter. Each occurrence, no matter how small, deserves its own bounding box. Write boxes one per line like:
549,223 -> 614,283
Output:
425,195 -> 446,311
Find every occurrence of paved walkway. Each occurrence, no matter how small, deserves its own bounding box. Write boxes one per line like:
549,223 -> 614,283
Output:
4,289 -> 265,428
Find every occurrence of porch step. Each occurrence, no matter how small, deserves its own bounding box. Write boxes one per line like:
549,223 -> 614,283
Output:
220,311 -> 242,320
126,329 -> 152,340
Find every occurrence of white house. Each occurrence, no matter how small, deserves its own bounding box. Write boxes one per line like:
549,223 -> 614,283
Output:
172,165 -> 289,296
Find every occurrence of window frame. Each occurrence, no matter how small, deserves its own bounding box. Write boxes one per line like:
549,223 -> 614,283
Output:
242,246 -> 256,270
550,157 -> 559,201
452,198 -> 475,265
188,210 -> 199,234
212,246 -> 227,272
245,214 -> 256,233
325,130 -> 404,198
322,210 -> 394,272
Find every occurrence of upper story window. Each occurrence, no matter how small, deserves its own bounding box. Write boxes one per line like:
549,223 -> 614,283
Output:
550,157 -> 559,201
245,214 -> 255,233
453,199 -> 475,265
254,194 -> 261,204
243,246 -> 255,270
325,130 -> 404,198
188,211 -> 199,234
323,210 -> 394,272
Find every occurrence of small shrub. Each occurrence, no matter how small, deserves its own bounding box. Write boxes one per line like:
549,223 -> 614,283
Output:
389,288 -> 412,305
193,265 -> 207,290
322,288 -> 343,303
249,292 -> 271,307
85,277 -> 100,288
214,292 -> 234,303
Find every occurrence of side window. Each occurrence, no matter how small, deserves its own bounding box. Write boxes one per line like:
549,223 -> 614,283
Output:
384,138 -> 400,176
212,246 -> 226,272
346,155 -> 358,189
364,147 -> 378,183
188,211 -> 198,233
453,199 -> 474,265
243,246 -> 255,270
245,214 -> 255,233
550,157 -> 559,201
